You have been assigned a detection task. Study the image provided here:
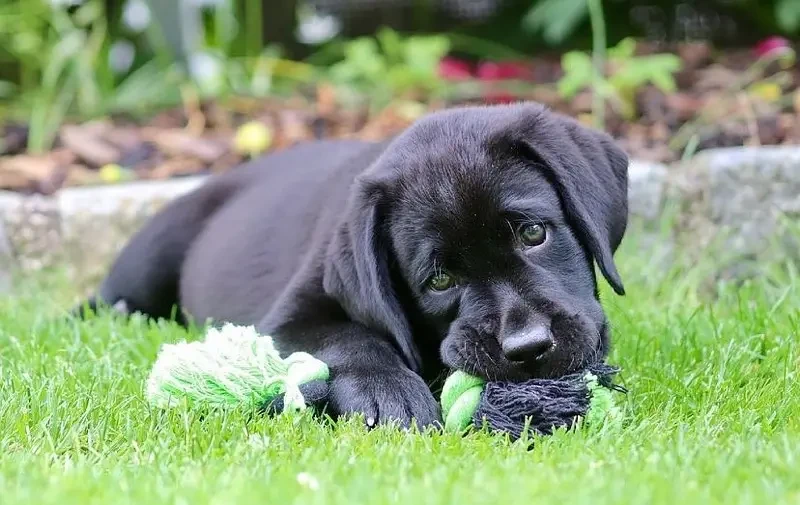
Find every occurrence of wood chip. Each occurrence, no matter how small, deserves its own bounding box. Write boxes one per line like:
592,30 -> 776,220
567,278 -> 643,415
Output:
695,64 -> 739,91
678,42 -> 713,70
666,93 -> 705,122
143,128 -> 229,163
62,164 -> 100,187
0,149 -> 76,191
78,119 -> 114,136
118,142 -> 158,169
570,90 -> 594,114
1,124 -> 29,156
147,157 -> 206,180
103,127 -> 143,151
60,125 -> 120,167
316,83 -> 338,117
272,109 -> 313,149
208,151 -> 244,173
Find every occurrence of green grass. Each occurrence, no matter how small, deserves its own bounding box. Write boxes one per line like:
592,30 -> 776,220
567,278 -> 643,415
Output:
1,230 -> 799,505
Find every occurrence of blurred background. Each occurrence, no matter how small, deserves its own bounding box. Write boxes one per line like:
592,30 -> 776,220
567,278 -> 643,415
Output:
0,0 -> 798,193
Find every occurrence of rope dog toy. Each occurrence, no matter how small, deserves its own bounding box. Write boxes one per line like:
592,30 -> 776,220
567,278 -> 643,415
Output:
440,364 -> 625,439
145,324 -> 625,439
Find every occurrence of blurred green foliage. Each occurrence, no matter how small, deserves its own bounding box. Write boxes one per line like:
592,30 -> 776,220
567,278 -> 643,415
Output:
0,0 -> 184,152
522,0 -> 588,46
0,0 -> 797,153
521,0 -> 800,46
329,28 -> 450,107
776,0 -> 800,33
559,37 -> 683,120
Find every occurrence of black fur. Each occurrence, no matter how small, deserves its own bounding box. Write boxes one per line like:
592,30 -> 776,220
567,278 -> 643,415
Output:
78,102 -> 629,428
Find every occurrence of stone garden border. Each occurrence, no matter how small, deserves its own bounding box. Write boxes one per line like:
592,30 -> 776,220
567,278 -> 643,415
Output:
2,146 -> 799,293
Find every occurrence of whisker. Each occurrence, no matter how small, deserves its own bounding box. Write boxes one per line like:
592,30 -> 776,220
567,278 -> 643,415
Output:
517,210 -> 545,227
478,344 -> 500,382
479,345 -> 499,382
589,328 -> 604,364
505,219 -> 516,238
567,349 -> 577,373
415,261 -> 428,283
484,347 -> 499,369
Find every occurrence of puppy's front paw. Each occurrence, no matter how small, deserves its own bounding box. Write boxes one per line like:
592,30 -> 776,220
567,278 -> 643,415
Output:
328,368 -> 441,429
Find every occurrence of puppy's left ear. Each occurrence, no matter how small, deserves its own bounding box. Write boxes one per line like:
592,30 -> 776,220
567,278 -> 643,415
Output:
503,104 -> 629,295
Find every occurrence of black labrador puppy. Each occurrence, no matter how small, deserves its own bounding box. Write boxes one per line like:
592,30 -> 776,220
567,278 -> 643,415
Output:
79,102 -> 629,428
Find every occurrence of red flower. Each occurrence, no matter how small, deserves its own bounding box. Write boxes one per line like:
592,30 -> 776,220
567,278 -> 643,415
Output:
437,57 -> 526,103
482,91 -> 517,104
475,61 -> 529,81
754,36 -> 792,59
438,57 -> 473,80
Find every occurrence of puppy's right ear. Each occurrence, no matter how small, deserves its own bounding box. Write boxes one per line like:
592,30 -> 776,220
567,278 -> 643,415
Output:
323,173 -> 422,373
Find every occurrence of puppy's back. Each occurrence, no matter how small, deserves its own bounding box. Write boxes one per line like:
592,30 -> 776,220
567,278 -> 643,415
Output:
178,139 -> 388,325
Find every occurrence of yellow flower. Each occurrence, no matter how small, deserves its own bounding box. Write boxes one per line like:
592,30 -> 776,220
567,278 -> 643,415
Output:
234,121 -> 273,157
748,82 -> 782,103
99,164 -> 126,183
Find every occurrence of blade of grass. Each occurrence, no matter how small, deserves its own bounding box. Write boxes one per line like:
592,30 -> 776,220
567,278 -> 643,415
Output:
27,74 -> 77,153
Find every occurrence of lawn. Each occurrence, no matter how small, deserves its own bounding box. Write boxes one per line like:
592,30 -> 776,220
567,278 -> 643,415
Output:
0,230 -> 798,505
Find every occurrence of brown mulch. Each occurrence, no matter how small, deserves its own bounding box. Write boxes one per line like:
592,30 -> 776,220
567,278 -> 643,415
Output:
2,44 -> 800,195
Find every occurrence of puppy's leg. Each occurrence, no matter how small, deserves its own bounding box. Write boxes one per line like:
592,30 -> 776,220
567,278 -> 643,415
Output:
323,331 -> 440,429
268,319 -> 441,429
74,179 -> 241,322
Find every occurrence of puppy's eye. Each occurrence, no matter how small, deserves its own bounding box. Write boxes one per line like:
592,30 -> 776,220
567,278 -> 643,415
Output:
427,272 -> 455,292
520,223 -> 546,247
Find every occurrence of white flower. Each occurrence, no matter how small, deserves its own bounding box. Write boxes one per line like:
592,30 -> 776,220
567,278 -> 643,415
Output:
109,40 -> 136,74
296,12 -> 341,45
188,51 -> 225,94
296,472 -> 320,491
246,434 -> 271,450
123,0 -> 151,33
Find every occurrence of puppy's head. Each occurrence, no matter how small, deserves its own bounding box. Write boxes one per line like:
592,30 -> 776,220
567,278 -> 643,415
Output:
325,103 -> 628,380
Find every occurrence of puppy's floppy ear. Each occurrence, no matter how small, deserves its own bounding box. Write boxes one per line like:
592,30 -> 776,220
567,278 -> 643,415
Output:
501,104 -> 629,295
323,173 -> 421,372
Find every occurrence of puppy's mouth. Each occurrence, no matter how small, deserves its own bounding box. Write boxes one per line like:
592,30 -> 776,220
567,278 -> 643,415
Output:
439,316 -> 601,382
442,343 -> 592,382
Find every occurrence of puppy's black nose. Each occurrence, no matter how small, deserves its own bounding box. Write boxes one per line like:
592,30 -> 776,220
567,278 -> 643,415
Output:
502,326 -> 554,363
